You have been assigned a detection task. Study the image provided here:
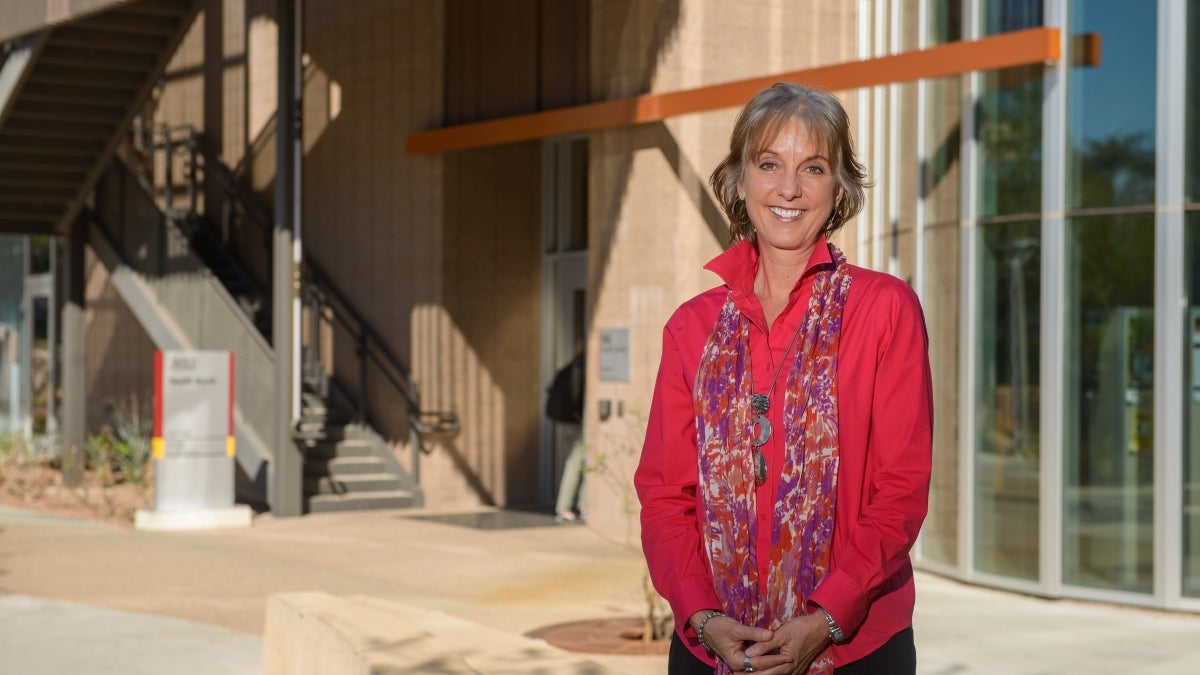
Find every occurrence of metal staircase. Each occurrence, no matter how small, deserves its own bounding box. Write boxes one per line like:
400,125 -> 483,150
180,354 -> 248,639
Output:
0,0 -> 201,237
128,125 -> 460,513
0,1 -> 460,514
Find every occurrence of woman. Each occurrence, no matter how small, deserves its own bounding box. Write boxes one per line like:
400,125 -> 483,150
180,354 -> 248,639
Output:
634,82 -> 932,675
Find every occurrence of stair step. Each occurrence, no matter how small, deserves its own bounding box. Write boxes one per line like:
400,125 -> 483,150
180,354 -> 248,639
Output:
306,439 -> 376,461
305,473 -> 403,495
304,456 -> 387,476
300,392 -> 327,415
307,490 -> 418,513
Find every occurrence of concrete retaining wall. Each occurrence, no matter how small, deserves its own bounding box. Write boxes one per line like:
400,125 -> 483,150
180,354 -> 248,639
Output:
262,591 -> 614,674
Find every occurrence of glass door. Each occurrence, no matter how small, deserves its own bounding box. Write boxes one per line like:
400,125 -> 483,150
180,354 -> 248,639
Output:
540,136 -> 589,503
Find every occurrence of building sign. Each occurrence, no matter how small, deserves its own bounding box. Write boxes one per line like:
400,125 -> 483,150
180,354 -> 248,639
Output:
599,327 -> 629,382
151,350 -> 235,512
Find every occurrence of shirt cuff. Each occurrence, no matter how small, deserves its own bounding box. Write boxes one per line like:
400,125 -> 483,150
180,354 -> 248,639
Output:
808,568 -> 868,636
671,578 -> 722,637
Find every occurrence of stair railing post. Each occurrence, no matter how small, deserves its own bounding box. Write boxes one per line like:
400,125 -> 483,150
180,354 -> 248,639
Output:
408,375 -> 421,487
307,281 -> 325,399
163,128 -> 174,217
184,128 -> 197,222
356,319 -> 367,423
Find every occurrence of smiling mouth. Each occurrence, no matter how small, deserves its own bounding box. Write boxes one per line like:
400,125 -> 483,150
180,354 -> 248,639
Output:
769,207 -> 804,218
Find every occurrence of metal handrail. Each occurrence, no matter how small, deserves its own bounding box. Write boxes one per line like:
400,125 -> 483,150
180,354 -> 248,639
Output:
301,262 -> 460,443
147,123 -> 459,448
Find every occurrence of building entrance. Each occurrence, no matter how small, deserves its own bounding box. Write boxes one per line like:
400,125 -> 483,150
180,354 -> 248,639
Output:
540,136 -> 589,505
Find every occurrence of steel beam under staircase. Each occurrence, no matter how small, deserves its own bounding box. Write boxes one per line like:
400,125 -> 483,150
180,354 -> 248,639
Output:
0,0 -> 200,236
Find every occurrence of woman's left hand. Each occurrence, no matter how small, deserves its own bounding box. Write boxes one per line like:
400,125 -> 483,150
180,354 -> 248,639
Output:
740,612 -> 831,674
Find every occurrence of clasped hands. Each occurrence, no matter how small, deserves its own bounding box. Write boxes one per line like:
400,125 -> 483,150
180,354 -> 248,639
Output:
692,611 -> 831,674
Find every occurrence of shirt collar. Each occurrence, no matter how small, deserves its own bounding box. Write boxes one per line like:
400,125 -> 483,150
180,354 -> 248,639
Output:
704,235 -> 834,297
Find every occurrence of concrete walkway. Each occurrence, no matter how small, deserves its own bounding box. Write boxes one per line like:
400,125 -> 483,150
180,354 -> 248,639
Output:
2,504 -> 1200,674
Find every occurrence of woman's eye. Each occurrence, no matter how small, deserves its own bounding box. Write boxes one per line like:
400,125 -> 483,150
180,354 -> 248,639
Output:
759,161 -> 776,170
805,165 -> 826,174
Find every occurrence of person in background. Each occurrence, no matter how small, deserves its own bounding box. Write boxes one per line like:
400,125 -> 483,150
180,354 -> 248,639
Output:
635,82 -> 933,675
547,347 -> 587,522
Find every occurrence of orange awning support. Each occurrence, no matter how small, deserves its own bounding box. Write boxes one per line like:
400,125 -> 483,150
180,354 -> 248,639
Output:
408,27 -> 1080,156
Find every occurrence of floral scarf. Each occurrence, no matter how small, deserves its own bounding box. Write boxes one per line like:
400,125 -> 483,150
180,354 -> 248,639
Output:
694,243 -> 851,675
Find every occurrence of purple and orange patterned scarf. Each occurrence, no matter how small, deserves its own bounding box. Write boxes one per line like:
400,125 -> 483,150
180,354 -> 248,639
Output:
693,243 -> 851,675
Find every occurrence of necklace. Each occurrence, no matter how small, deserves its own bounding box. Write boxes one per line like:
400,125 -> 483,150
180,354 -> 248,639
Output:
749,315 -> 808,487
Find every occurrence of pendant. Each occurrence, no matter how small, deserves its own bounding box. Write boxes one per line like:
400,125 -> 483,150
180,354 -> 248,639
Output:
751,413 -> 771,447
751,393 -> 770,414
753,449 -> 767,487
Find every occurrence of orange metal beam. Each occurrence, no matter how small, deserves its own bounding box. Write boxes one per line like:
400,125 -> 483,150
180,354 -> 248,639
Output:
407,27 -> 1063,156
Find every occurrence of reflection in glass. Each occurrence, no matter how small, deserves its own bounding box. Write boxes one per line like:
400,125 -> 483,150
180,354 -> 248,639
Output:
1063,215 -> 1155,593
1187,0 -> 1200,202
0,238 -> 24,430
929,0 -> 962,44
922,223 -> 960,565
977,67 -> 1042,218
567,138 -> 589,251
0,238 -> 23,326
1185,214 -> 1200,597
976,1 -> 1042,218
975,221 -> 1040,580
1066,0 -> 1156,209
980,0 -> 1042,35
924,77 -> 961,227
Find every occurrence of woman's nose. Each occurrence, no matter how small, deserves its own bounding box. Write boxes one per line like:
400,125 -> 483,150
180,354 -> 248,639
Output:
777,171 -> 800,199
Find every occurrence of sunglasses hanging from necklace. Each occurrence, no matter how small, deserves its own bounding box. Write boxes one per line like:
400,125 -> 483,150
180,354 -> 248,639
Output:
749,316 -> 808,487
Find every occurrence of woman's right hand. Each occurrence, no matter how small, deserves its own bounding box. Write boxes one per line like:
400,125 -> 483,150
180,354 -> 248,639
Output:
692,613 -> 790,673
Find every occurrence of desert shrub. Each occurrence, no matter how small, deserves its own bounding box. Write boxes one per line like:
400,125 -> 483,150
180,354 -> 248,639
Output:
86,394 -> 152,487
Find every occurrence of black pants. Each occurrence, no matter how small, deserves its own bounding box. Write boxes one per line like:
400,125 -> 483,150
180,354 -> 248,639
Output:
668,627 -> 915,675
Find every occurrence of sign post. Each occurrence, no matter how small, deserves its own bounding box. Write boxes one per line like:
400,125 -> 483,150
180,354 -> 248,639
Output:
135,350 -> 252,530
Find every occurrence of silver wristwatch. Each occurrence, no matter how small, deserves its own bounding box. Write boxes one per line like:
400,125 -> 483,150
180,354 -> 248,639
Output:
818,607 -> 845,643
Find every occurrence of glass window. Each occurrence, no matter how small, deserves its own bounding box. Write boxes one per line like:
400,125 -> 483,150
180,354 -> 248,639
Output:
1066,0 -> 1156,210
974,220 -> 1041,580
0,238 -> 24,326
1185,213 -> 1200,597
980,0 -> 1043,35
977,67 -> 1042,218
1188,0 -> 1200,203
977,2 -> 1042,219
544,137 -> 589,253
567,137 -> 589,251
924,76 -> 961,226
29,236 -> 51,275
922,221 -> 960,565
1063,214 -> 1155,594
929,0 -> 963,44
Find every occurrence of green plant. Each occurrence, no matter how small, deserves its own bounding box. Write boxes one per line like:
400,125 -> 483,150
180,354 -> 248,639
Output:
0,431 -> 30,463
86,393 -> 152,487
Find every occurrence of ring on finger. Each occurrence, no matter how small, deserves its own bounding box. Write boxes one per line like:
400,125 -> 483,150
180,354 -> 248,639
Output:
743,656 -> 755,673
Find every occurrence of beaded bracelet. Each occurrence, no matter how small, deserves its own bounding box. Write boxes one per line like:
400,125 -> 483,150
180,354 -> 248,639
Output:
695,610 -> 725,653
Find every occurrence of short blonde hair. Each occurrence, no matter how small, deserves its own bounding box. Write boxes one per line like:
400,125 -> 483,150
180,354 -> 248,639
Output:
709,83 -> 868,245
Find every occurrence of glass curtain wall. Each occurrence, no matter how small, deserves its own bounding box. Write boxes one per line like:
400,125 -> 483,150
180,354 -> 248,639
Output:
1061,0 -> 1157,594
972,0 -> 1043,581
0,238 -> 25,433
920,0 -> 963,567
1184,1 -> 1200,599
1186,212 -> 1200,598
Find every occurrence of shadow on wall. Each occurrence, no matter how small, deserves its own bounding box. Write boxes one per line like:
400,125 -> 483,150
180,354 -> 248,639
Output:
171,1 -> 689,509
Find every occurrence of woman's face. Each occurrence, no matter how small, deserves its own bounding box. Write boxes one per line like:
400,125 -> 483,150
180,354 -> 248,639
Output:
738,116 -> 842,257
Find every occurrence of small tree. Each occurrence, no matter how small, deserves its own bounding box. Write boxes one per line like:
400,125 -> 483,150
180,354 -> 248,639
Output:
587,407 -> 673,642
